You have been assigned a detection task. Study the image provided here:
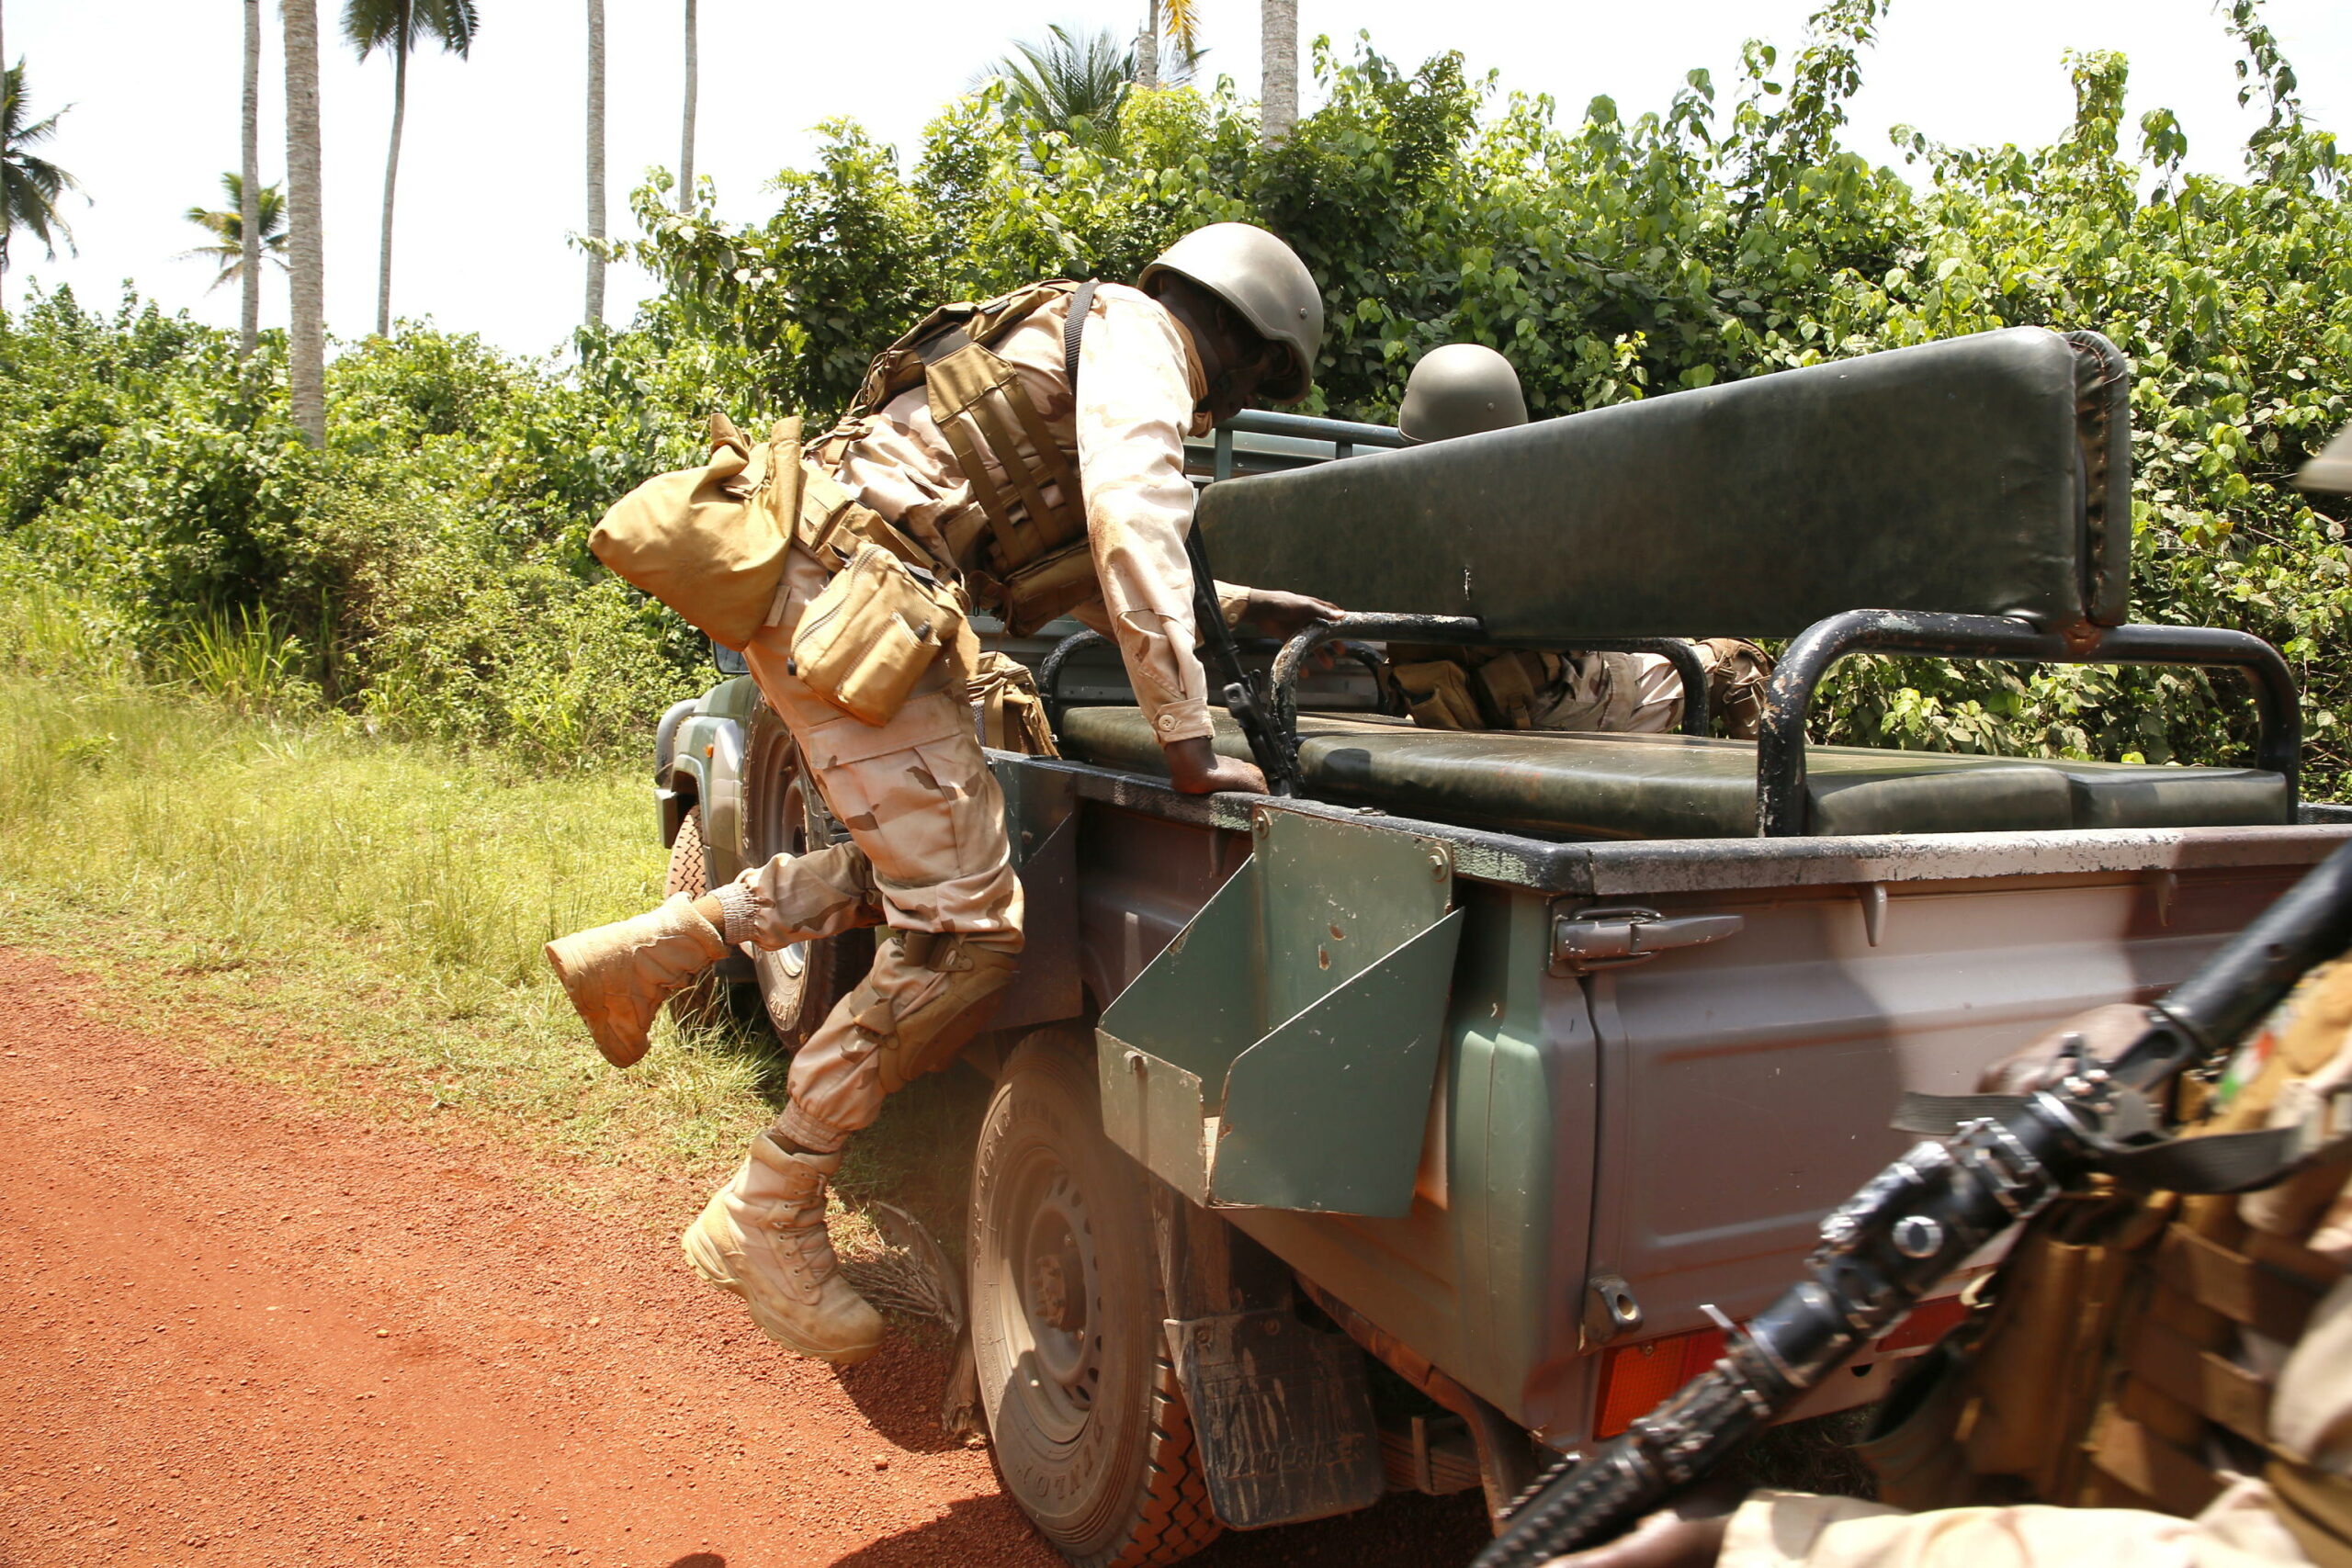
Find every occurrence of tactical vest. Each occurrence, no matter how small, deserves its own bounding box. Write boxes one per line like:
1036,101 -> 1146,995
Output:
817,278 -> 1104,636
1863,964 -> 2352,1564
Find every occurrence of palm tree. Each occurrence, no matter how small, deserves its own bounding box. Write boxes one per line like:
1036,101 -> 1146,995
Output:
283,0 -> 327,446
0,62 -> 80,288
989,26 -> 1136,144
584,0 -> 604,324
1261,0 -> 1297,143
240,0 -> 262,356
344,0 -> 479,338
181,173 -> 288,293
677,0 -> 696,213
1133,0 -> 1198,90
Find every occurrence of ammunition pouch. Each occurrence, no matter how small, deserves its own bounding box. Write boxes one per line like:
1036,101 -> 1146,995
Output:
790,544 -> 968,728
1391,660 -> 1484,730
967,650 -> 1060,757
997,539 -> 1102,636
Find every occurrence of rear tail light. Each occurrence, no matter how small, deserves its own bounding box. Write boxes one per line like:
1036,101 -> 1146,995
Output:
1591,1296 -> 1969,1438
1594,1326 -> 1728,1438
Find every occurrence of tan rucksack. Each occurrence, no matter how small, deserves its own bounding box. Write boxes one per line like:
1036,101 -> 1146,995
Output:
589,412 -> 805,651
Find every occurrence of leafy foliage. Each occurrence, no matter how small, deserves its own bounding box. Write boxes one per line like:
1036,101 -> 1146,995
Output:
0,288 -> 714,761
342,0 -> 479,62
180,173 -> 289,292
981,25 -> 1140,149
1,62 -> 81,271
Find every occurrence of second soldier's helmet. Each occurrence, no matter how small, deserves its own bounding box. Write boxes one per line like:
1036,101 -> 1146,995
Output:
1397,343 -> 1530,444
1140,222 -> 1324,404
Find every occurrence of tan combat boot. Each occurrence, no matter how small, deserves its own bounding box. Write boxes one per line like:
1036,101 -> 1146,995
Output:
543,894 -> 729,1067
681,1136 -> 884,1366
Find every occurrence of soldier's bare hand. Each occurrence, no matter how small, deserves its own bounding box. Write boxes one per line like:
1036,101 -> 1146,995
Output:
1163,737 -> 1268,795
1245,590 -> 1343,639
1976,1002 -> 2148,1094
1539,1506 -> 1730,1568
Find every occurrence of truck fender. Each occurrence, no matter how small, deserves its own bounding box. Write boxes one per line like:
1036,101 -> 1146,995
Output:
661,713 -> 746,865
658,715 -> 742,851
652,697 -> 699,779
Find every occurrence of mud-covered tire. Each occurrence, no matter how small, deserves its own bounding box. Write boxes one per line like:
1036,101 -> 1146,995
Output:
741,696 -> 872,1048
971,1032 -> 1221,1568
662,807 -> 740,1032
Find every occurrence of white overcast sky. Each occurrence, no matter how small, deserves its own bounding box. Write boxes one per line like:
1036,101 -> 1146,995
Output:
9,0 -> 2351,358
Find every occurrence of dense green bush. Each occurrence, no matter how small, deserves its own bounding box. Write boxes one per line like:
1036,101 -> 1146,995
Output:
0,288 -> 725,760
4,1 -> 2348,793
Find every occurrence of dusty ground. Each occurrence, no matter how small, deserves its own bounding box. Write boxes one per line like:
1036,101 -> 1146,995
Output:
0,949 -> 1488,1568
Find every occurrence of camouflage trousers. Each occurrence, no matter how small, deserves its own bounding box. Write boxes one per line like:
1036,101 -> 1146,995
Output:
724,547 -> 1025,1152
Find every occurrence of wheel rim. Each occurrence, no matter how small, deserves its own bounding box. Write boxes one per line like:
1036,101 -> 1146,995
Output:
774,777 -> 810,980
991,1140 -> 1104,1446
749,731 -> 812,982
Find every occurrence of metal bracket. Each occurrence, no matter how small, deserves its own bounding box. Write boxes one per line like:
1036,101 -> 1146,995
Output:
1581,1273 -> 1645,1348
1550,906 -> 1745,976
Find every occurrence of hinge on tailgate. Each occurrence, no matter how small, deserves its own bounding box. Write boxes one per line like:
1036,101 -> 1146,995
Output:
1549,905 -> 1745,976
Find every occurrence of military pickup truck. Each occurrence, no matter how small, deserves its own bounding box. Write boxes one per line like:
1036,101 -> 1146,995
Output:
648,326 -> 2352,1568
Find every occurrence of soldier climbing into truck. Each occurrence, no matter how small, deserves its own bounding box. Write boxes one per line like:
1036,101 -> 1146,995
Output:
543,220 -> 1342,1368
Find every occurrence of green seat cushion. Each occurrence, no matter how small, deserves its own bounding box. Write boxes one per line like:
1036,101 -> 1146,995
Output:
1057,708 -> 2288,840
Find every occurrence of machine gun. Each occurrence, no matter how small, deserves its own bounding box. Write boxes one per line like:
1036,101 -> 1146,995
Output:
1185,523 -> 1302,796
1476,835 -> 2352,1568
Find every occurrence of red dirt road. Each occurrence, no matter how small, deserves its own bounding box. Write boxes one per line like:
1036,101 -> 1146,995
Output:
0,951 -> 1487,1568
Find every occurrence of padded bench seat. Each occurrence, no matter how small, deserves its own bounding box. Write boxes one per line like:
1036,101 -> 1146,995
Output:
1057,707 -> 2290,840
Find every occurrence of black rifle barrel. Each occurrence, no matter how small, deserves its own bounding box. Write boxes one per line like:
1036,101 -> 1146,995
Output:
2158,837 -> 2352,1061
1474,833 -> 2352,1568
1184,524 -> 1302,795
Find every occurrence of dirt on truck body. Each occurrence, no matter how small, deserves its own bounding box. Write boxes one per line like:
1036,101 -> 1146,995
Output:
652,325 -> 2351,1564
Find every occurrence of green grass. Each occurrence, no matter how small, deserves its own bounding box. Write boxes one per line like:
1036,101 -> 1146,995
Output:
0,655 -> 803,1205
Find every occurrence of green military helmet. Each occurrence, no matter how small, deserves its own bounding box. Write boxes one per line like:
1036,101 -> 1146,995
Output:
1396,344 -> 1529,445
1140,222 -> 1324,404
2298,423 -> 2352,495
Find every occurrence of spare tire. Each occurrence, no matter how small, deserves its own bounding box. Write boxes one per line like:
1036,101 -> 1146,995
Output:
971,1032 -> 1221,1567
661,806 -> 747,1032
740,695 -> 872,1048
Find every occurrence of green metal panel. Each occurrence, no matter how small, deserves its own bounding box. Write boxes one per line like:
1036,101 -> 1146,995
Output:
1212,909 -> 1464,1213
1098,858 -> 1264,1084
1096,807 -> 1466,1216
1251,810 -> 1453,1023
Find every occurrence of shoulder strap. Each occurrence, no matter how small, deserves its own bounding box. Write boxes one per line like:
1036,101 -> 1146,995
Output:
1064,279 -> 1099,389
1894,1087 -> 2352,1195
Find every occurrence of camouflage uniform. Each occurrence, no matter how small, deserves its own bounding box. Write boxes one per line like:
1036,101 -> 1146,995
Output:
711,282 -> 1245,1153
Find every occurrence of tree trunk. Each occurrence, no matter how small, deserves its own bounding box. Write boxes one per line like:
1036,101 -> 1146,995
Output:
283,0 -> 327,446
375,20 -> 408,338
240,0 -> 262,357
1,0 -> 9,322
1261,0 -> 1297,144
1136,0 -> 1159,88
677,0 -> 695,212
584,0 -> 605,327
